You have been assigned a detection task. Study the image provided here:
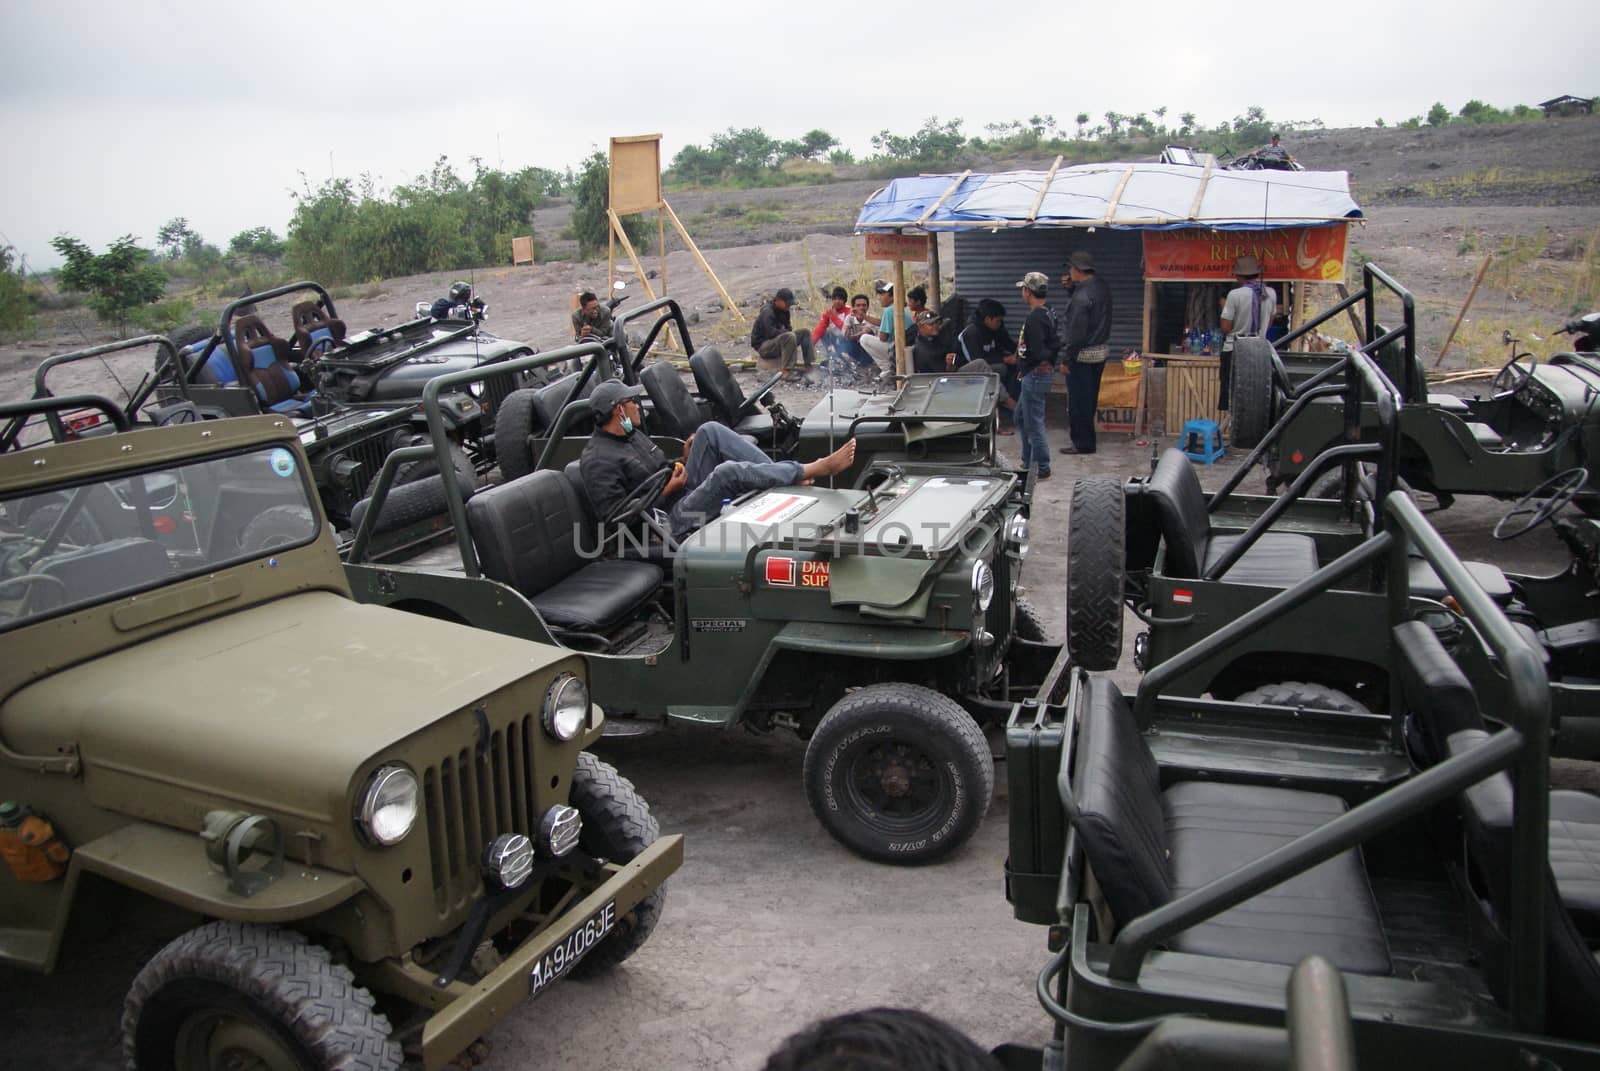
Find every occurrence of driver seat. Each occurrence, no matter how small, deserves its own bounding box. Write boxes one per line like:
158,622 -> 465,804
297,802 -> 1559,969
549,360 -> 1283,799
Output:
234,315 -> 311,415
290,301 -> 347,357
690,346 -> 776,444
1147,448 -> 1318,585
466,469 -> 661,641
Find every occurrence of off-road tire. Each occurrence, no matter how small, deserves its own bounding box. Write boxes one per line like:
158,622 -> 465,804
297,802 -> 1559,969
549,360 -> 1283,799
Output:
493,387 -> 540,481
1234,681 -> 1369,714
1014,597 -> 1050,643
348,474 -> 462,537
803,683 -> 993,865
156,325 -> 212,375
567,751 -> 665,976
1229,337 -> 1276,449
237,505 -> 316,553
1066,478 -> 1125,671
122,920 -> 400,1071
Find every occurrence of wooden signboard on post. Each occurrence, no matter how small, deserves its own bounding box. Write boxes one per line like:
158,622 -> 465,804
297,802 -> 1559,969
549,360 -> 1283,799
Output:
511,236 -> 534,266
864,232 -> 931,262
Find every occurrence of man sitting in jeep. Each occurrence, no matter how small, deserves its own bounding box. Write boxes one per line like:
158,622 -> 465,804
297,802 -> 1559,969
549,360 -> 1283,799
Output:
581,379 -> 856,538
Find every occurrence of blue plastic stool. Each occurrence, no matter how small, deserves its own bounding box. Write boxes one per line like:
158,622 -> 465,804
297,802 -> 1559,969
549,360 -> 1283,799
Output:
1181,418 -> 1225,464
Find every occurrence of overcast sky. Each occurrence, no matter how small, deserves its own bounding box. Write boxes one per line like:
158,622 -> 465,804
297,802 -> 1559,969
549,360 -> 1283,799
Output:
1,0 -> 1588,270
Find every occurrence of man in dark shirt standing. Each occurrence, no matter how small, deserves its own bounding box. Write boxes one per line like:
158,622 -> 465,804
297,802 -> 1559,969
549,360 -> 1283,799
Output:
1056,251 -> 1113,456
1013,271 -> 1058,480
580,379 -> 855,539
750,288 -> 815,381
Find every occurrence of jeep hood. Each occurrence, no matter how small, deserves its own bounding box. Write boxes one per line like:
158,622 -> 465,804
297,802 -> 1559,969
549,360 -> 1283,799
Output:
3,592 -> 553,822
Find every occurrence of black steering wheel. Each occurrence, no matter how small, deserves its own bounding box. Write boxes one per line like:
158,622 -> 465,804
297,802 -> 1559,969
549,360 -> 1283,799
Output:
1494,466 -> 1588,540
1491,351 -> 1538,400
603,466 -> 673,525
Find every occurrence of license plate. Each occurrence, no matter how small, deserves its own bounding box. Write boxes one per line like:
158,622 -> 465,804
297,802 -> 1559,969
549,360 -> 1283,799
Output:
527,900 -> 616,997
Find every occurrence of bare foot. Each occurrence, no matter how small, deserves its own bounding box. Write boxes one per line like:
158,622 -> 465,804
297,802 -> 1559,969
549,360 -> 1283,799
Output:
802,438 -> 856,481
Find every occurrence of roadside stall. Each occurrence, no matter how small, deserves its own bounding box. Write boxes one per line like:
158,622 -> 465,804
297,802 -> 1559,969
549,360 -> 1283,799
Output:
855,162 -> 1362,434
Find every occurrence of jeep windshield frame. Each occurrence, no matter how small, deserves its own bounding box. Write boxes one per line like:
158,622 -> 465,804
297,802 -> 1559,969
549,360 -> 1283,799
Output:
0,441 -> 320,633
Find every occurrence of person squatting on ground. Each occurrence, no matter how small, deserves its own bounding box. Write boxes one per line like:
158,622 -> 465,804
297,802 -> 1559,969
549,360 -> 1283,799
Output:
813,286 -> 877,377
1012,271 -> 1059,479
910,310 -> 957,373
571,289 -> 615,340
957,298 -> 1018,433
1217,254 -> 1277,412
751,288 -> 816,380
580,379 -> 856,540
763,1006 -> 1003,1071
1056,250 -> 1114,456
860,280 -> 914,370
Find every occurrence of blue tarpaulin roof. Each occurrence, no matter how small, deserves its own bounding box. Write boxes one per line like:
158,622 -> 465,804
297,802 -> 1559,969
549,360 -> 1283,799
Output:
855,163 -> 1362,232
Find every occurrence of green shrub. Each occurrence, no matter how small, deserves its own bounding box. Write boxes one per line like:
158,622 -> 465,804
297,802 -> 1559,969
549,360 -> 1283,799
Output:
50,234 -> 167,333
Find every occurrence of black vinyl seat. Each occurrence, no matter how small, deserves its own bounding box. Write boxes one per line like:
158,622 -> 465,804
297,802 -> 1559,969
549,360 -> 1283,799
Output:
689,346 -> 776,443
639,361 -> 707,439
1395,620 -> 1600,941
1406,557 -> 1513,605
1065,675 -> 1392,976
531,373 -> 598,438
466,470 -> 660,636
1147,448 -> 1319,585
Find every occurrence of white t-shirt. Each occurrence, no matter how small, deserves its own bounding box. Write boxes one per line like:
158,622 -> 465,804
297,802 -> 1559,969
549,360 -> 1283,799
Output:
1222,283 -> 1276,339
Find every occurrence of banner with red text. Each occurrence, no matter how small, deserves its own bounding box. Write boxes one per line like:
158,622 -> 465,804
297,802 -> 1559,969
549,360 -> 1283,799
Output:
1142,225 -> 1349,282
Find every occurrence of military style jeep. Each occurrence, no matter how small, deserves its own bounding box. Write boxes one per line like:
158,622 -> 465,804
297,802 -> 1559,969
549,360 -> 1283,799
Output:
341,343 -> 1058,865
0,396 -> 681,1070
1234,264 -> 1600,515
1005,491 -> 1600,1068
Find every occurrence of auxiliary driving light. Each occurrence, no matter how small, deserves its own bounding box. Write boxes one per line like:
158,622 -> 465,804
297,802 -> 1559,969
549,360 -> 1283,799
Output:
543,674 -> 589,741
483,833 -> 535,889
1006,514 -> 1030,557
539,804 -> 583,858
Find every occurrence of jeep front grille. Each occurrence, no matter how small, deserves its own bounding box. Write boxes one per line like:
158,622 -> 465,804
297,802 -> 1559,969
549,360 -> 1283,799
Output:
420,715 -> 541,914
481,368 -> 518,415
342,435 -> 393,501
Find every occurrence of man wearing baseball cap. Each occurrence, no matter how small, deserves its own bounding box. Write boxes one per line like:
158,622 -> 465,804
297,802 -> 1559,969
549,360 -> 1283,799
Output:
1012,271 -> 1060,479
581,377 -> 856,539
750,287 -> 816,381
860,279 -> 913,370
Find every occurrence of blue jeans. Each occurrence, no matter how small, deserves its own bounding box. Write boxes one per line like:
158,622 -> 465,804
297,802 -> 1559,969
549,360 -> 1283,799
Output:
1016,367 -> 1054,475
670,422 -> 804,537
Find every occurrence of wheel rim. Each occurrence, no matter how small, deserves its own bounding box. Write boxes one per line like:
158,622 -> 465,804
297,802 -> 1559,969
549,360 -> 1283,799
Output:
841,736 -> 952,834
174,1010 -> 307,1071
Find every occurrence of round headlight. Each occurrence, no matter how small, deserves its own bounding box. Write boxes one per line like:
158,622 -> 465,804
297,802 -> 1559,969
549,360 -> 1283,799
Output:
543,674 -> 589,741
971,560 -> 995,613
358,766 -> 418,846
1007,514 -> 1030,557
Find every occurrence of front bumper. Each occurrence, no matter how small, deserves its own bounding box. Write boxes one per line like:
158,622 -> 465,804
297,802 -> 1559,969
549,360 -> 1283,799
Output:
419,833 -> 684,1070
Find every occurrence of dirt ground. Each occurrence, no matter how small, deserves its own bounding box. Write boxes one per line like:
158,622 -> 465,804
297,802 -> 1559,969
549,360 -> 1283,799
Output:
2,117 -> 1598,1069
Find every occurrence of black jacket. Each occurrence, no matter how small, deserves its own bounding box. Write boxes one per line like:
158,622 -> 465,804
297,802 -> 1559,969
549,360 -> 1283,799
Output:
580,427 -> 669,521
1017,305 -> 1057,373
750,302 -> 793,350
1059,274 -> 1113,359
911,334 -> 952,374
956,322 -> 1016,371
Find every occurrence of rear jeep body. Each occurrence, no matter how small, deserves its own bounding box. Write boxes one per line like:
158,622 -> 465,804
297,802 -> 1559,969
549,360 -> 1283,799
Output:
341,344 -> 1059,864
0,398 -> 680,1071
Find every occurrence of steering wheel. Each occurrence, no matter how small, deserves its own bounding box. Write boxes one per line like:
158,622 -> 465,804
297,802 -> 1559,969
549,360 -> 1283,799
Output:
1494,466 -> 1588,540
1491,351 -> 1538,400
603,466 -> 673,526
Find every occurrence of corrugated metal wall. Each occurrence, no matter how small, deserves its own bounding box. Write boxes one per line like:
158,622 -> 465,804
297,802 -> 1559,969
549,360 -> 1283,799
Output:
951,229 -> 1145,356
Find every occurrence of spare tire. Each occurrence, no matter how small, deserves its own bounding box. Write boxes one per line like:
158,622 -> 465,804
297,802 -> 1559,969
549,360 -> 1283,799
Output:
348,474 -> 465,537
494,387 -> 540,482
394,441 -> 481,491
1229,337 -> 1276,449
1066,477 -> 1126,671
1234,681 -> 1369,714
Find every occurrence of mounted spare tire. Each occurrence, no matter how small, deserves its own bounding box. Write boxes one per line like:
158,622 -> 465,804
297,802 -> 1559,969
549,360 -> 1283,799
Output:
1234,681 -> 1369,714
494,386 -> 540,481
1229,337 -> 1276,449
1066,477 -> 1125,671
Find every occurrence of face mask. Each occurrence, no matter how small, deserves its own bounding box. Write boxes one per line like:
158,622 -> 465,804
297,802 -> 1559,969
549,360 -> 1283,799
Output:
620,416 -> 634,434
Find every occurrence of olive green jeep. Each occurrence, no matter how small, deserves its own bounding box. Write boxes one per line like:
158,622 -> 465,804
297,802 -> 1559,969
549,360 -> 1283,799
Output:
0,396 -> 681,1070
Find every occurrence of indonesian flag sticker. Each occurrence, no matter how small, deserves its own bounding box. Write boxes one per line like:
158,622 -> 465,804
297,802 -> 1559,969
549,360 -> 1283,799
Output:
1172,589 -> 1194,605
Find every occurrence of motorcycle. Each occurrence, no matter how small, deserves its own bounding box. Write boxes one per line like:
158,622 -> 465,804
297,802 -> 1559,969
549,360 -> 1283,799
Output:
1560,311 -> 1600,353
415,297 -> 489,324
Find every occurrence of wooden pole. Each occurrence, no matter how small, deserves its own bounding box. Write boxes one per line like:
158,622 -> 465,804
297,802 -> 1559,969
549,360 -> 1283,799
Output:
661,198 -> 747,326
1027,156 -> 1064,222
916,170 -> 971,227
893,255 -> 908,378
608,209 -> 657,302
1102,165 -> 1136,224
928,233 -> 942,310
1434,255 -> 1494,368
1333,284 -> 1366,340
654,206 -> 678,351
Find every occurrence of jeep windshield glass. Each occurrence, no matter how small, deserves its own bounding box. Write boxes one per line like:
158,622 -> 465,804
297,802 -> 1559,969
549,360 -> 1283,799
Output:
0,444 -> 318,632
